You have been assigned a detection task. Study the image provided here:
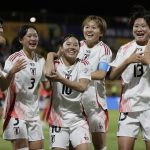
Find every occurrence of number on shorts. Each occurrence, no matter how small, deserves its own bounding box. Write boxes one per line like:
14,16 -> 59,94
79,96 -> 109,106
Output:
51,125 -> 61,133
13,118 -> 19,126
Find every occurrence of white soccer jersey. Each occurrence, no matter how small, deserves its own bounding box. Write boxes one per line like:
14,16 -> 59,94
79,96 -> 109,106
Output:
3,50 -> 46,120
110,40 -> 150,112
47,57 -> 91,127
78,40 -> 112,110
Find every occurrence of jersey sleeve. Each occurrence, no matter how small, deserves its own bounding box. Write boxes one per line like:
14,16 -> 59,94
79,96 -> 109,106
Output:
109,47 -> 125,67
100,49 -> 112,63
78,62 -> 91,80
3,57 -> 13,74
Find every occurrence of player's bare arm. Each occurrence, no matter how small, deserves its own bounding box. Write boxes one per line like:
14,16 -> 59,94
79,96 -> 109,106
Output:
45,52 -> 58,77
49,71 -> 89,93
110,50 -> 141,80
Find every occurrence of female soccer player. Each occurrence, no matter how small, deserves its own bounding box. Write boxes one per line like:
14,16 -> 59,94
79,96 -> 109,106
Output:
3,24 -> 49,150
110,5 -> 150,150
46,34 -> 91,150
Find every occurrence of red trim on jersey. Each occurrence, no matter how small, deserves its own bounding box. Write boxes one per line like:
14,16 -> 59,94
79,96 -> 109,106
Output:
81,59 -> 89,65
3,82 -> 16,131
46,83 -> 63,126
104,109 -> 109,131
122,40 -> 134,51
80,102 -> 89,124
104,45 -> 109,55
46,82 -> 53,122
119,82 -> 131,112
98,41 -> 111,55
9,50 -> 25,62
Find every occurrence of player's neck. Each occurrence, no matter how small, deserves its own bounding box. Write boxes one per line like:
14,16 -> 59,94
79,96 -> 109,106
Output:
62,57 -> 76,66
85,40 -> 99,48
23,49 -> 35,60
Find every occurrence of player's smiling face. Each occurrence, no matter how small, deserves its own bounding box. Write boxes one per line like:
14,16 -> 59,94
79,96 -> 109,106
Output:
83,20 -> 102,46
133,18 -> 150,45
61,36 -> 80,64
20,28 -> 39,52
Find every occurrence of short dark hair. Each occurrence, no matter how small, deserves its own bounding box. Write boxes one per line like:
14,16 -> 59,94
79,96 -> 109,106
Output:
129,5 -> 150,28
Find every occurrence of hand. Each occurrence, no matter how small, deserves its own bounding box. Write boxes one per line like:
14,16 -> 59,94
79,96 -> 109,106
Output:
126,49 -> 142,64
10,59 -> 26,75
138,40 -> 150,65
46,71 -> 62,82
139,51 -> 150,65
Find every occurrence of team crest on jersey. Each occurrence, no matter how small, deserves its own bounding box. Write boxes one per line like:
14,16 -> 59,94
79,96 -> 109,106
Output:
83,50 -> 90,60
30,63 -> 35,66
30,68 -> 36,75
67,70 -> 72,75
65,70 -> 72,79
83,67 -> 89,73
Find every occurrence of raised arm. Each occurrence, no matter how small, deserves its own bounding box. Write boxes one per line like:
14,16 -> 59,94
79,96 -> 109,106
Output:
44,52 -> 59,77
